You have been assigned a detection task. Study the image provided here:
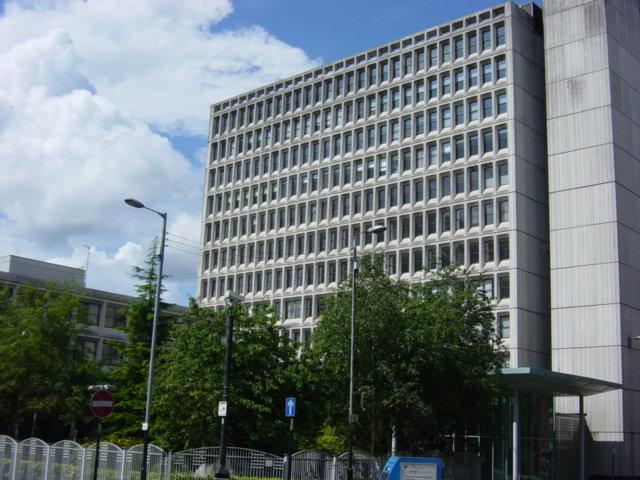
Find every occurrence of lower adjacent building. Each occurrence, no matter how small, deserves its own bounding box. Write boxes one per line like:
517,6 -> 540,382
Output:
197,0 -> 639,477
0,255 -> 185,368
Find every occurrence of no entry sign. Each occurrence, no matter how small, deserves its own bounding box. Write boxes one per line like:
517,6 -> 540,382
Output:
90,389 -> 114,418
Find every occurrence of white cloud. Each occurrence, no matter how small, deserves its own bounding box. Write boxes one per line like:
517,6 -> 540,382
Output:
0,0 -> 319,303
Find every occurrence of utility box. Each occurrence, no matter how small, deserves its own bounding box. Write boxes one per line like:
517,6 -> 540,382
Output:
378,456 -> 444,480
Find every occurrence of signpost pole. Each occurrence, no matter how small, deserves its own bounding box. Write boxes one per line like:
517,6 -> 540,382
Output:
284,397 -> 296,480
92,419 -> 102,480
286,417 -> 294,480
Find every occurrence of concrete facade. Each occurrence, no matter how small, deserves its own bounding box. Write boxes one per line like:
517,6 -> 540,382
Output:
198,2 -> 549,370
544,0 -> 640,476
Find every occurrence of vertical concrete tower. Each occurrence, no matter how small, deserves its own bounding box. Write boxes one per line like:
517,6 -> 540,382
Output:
544,0 -> 640,475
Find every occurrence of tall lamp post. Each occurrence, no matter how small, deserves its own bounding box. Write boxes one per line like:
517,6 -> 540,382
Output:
215,290 -> 244,479
124,198 -> 166,480
347,224 -> 386,480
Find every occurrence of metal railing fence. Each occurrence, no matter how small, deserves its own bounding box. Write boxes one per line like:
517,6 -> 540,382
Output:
0,436 -> 388,480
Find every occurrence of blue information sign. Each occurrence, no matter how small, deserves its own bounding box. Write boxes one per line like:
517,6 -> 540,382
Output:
285,397 -> 296,417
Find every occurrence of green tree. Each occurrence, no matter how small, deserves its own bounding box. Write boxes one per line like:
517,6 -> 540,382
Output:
152,301 -> 299,453
307,252 -> 505,455
104,240 -> 173,444
0,283 -> 100,440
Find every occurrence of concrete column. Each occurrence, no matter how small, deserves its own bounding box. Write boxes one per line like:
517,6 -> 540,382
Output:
512,392 -> 519,480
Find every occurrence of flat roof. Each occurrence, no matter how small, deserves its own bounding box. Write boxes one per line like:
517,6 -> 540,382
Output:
499,367 -> 621,397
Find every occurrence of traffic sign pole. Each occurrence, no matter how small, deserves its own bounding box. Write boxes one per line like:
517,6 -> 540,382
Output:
92,419 -> 101,480
286,417 -> 294,480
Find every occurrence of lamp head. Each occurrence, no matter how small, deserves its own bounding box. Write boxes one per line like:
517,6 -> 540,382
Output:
124,198 -> 145,209
367,224 -> 387,235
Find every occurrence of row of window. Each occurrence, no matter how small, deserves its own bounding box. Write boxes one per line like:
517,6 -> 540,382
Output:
81,302 -> 126,328
203,205 -> 509,273
211,78 -> 507,163
213,23 -> 506,135
201,248 -> 510,304
206,159 -> 508,220
208,126 -> 509,204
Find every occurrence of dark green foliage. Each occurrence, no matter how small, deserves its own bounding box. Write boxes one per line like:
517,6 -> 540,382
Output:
152,301 -> 299,453
104,240 -> 173,444
0,282 -> 100,440
306,252 -> 505,455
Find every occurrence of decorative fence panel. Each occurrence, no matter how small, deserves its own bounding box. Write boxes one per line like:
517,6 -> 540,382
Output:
290,451 -> 334,480
123,445 -> 165,480
170,447 -> 284,479
336,453 -> 381,480
47,441 -> 85,480
0,436 -> 17,480
82,443 -> 124,480
16,439 -> 49,480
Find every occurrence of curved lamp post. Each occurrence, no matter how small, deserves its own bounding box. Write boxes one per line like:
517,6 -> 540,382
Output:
124,198 -> 166,480
347,224 -> 386,480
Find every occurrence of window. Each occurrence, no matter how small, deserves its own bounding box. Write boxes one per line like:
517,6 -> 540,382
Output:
105,305 -> 126,328
441,41 -> 451,63
454,37 -> 464,59
498,163 -> 508,186
403,84 -> 413,107
497,126 -> 508,150
441,74 -> 451,95
482,62 -> 492,83
499,313 -> 510,338
499,237 -> 510,260
428,144 -> 437,166
428,178 -> 437,199
497,92 -> 507,114
455,104 -> 464,126
455,171 -> 465,194
468,133 -> 479,156
499,199 -> 509,223
455,70 -> 464,92
428,110 -> 437,132
481,28 -> 491,50
468,99 -> 479,121
469,204 -> 479,227
499,275 -> 510,299
416,81 -> 425,102
428,45 -> 438,67
468,31 -> 478,54
83,303 -> 101,326
468,65 -> 478,88
483,130 -> 493,154
469,240 -> 479,264
441,141 -> 451,162
440,208 -> 451,233
427,212 -> 437,234
285,300 -> 301,319
496,57 -> 507,80
496,23 -> 506,46
455,208 -> 464,230
403,54 -> 413,75
416,113 -> 425,135
482,96 -> 493,119
455,137 -> 464,160
428,78 -> 438,99
483,164 -> 494,189
441,107 -> 451,129
484,201 -> 494,226
401,251 -> 410,274
441,175 -> 451,197
484,239 -> 494,262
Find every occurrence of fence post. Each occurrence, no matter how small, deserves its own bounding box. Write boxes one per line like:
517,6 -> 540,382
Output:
331,456 -> 337,480
10,442 -> 18,480
119,449 -> 126,480
79,446 -> 86,480
163,450 -> 172,480
43,444 -> 50,480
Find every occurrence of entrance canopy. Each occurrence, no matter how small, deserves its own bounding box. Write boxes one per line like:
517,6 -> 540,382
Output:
498,367 -> 621,397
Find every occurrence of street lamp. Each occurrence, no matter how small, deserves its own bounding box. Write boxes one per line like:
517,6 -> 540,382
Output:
124,198 -> 166,480
215,290 -> 244,479
348,224 -> 386,480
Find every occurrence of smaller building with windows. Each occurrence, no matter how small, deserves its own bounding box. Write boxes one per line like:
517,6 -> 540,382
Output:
0,255 -> 186,368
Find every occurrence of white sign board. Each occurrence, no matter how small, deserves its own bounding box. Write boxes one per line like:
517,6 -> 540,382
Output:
218,401 -> 228,417
401,463 -> 437,480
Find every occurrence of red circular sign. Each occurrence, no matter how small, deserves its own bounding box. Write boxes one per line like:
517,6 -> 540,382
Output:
90,389 -> 114,418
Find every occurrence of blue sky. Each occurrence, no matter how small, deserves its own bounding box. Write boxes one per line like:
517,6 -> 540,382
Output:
0,0 -> 521,304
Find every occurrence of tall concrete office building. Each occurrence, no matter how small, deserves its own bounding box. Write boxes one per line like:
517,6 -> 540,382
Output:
199,0 -> 639,477
545,0 -> 640,476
